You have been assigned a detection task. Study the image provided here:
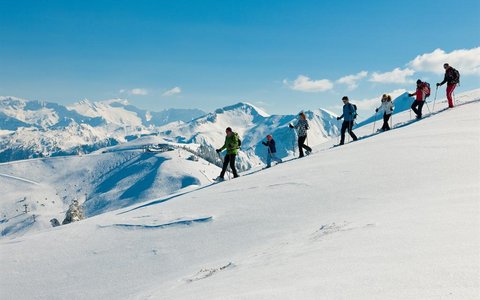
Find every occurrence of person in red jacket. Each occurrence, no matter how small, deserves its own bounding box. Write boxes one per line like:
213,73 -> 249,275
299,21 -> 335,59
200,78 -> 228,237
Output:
408,79 -> 429,119
436,63 -> 460,108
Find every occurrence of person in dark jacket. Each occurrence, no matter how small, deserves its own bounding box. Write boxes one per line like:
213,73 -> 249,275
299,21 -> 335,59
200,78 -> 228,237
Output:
436,63 -> 459,108
336,96 -> 358,145
408,79 -> 428,119
289,112 -> 312,158
262,134 -> 282,168
215,127 -> 240,180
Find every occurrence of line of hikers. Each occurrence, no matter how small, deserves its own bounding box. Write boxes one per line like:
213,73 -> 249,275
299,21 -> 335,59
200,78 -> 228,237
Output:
214,63 -> 460,181
409,63 -> 460,119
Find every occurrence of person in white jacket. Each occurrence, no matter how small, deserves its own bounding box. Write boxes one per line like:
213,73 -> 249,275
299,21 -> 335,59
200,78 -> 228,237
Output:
375,94 -> 394,131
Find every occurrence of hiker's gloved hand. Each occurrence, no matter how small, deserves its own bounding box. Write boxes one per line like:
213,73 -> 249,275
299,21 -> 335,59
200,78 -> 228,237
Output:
216,149 -> 221,153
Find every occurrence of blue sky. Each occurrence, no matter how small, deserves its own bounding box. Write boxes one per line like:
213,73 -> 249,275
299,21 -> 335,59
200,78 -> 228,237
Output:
1,0 -> 479,116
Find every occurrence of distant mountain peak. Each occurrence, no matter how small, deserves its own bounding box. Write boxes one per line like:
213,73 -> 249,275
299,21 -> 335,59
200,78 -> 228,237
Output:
0,96 -> 28,102
218,102 -> 270,117
101,98 -> 130,106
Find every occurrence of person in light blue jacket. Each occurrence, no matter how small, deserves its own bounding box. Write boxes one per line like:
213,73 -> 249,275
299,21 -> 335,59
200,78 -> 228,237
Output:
262,134 -> 282,168
336,96 -> 358,145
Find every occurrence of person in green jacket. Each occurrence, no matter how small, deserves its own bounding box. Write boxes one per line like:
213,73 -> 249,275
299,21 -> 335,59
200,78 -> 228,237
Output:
215,127 -> 240,180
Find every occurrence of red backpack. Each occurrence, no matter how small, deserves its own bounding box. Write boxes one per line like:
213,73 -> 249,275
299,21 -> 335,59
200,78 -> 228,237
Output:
421,82 -> 431,98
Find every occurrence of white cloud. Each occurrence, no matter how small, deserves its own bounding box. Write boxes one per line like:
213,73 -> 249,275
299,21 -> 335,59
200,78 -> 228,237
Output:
408,47 -> 480,75
130,88 -> 148,95
353,89 -> 407,111
283,75 -> 333,92
162,87 -> 182,97
337,71 -> 368,90
120,88 -> 148,96
369,68 -> 415,84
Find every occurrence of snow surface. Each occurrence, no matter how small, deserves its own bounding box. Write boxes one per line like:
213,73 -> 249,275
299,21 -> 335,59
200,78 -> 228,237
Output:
0,146 -> 221,238
1,90 -> 479,299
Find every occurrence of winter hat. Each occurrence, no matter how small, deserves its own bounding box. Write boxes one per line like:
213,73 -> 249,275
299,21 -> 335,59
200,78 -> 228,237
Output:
266,134 -> 272,140
226,127 -> 232,133
416,79 -> 422,84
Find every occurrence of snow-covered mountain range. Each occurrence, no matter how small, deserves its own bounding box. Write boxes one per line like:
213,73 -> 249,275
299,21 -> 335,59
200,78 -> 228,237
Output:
0,97 -> 343,238
0,96 -> 343,169
0,96 -> 205,162
157,102 -> 342,170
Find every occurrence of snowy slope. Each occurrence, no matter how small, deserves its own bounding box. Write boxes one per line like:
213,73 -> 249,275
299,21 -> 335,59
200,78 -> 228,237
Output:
0,144 -> 220,238
1,91 -> 478,299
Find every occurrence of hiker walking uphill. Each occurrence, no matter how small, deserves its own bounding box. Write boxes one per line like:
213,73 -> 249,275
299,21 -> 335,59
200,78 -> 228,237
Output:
336,96 -> 358,145
262,134 -> 282,168
437,63 -> 460,108
289,112 -> 312,158
375,94 -> 394,131
215,127 -> 240,181
408,79 -> 430,119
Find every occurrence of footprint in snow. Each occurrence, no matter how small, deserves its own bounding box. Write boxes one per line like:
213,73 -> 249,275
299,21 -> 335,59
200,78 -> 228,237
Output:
310,222 -> 376,241
185,262 -> 235,283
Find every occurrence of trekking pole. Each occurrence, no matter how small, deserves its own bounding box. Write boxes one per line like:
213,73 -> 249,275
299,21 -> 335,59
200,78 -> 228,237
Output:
432,86 -> 439,111
425,100 -> 431,114
372,112 -> 378,134
292,128 -> 296,157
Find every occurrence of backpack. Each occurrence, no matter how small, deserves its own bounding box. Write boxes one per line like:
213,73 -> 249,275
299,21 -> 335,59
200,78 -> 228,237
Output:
351,104 -> 358,119
452,68 -> 460,84
422,82 -> 431,98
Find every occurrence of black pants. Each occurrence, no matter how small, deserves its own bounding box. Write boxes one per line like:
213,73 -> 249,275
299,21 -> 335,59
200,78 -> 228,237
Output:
382,113 -> 391,131
340,121 -> 357,144
220,154 -> 238,178
411,100 -> 424,118
298,136 -> 312,157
